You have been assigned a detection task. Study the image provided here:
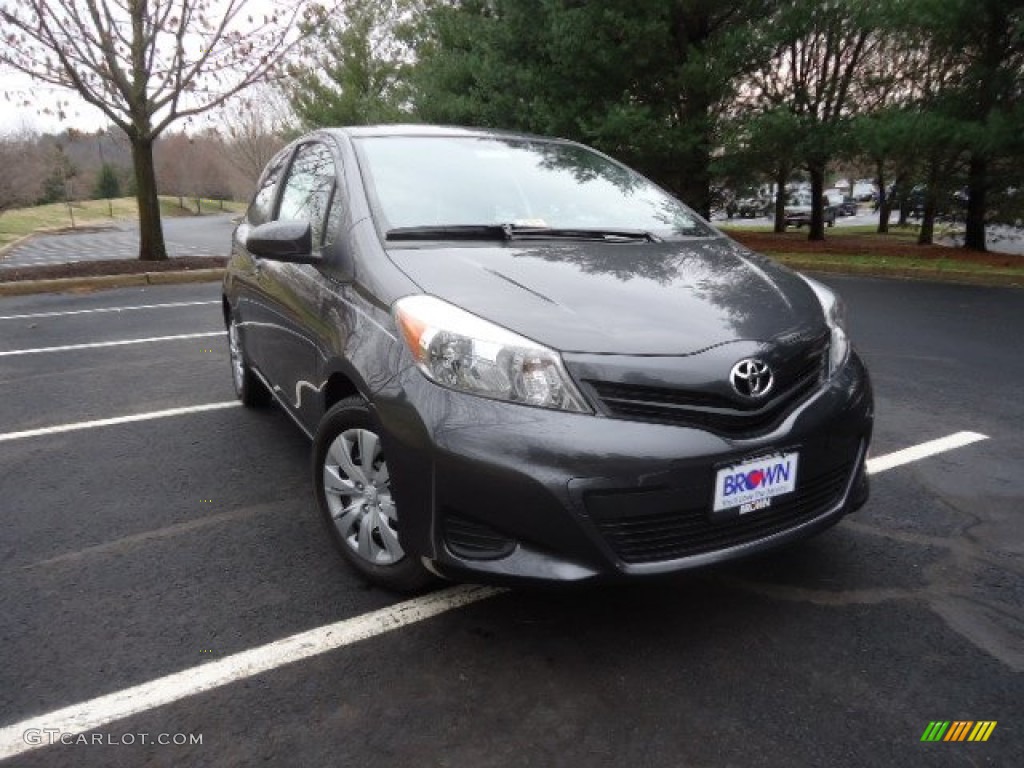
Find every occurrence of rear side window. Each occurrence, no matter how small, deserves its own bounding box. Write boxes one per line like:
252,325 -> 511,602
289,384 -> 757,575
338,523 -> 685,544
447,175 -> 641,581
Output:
278,143 -> 337,248
248,151 -> 290,226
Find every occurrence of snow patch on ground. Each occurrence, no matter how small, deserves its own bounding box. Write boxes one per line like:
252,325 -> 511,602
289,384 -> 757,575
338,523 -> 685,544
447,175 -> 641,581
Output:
940,224 -> 1024,256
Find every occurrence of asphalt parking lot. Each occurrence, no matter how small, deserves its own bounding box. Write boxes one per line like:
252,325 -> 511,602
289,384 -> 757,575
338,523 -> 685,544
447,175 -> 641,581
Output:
1,277 -> 1021,767
0,215 -> 236,268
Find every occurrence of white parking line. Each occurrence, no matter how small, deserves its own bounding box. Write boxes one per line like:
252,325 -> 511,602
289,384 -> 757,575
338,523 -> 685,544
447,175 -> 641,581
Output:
20,504 -> 276,571
0,332 -> 222,358
0,300 -> 220,322
0,585 -> 504,762
0,431 -> 991,761
865,431 -> 988,474
0,402 -> 239,443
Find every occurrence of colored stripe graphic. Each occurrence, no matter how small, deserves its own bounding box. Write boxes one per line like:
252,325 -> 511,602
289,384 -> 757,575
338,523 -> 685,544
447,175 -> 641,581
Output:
968,722 -> 997,742
921,720 -> 997,742
921,721 -> 949,741
944,721 -> 972,741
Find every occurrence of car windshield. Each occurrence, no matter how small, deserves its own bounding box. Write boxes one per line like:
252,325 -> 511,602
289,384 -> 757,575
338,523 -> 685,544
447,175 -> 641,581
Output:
353,135 -> 713,240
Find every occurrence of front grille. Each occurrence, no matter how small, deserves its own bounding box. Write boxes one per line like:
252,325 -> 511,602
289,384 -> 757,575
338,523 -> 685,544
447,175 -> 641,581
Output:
443,513 -> 517,560
587,461 -> 852,564
586,337 -> 827,438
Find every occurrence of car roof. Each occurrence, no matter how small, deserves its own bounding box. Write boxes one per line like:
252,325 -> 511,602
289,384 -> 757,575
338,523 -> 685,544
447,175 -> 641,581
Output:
322,124 -> 566,143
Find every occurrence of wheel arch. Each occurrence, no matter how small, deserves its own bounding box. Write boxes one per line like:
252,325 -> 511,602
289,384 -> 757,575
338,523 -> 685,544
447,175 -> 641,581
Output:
322,370 -> 362,412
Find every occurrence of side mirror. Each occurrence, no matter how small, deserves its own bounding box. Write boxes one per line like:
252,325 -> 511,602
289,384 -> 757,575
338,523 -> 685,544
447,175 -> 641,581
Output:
246,220 -> 317,263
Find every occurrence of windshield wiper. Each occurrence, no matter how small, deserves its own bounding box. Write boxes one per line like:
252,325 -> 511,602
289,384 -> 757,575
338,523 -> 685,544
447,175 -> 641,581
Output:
385,225 -> 509,241
385,224 -> 661,243
503,226 -> 661,243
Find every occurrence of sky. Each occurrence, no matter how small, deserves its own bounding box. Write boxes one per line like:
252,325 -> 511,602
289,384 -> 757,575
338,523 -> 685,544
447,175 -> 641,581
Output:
0,67 -> 242,136
1,62 -> 294,141
1,69 -> 110,134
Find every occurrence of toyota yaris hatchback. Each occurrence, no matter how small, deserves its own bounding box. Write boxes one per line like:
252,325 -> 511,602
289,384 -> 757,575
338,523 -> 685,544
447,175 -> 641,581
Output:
223,125 -> 873,591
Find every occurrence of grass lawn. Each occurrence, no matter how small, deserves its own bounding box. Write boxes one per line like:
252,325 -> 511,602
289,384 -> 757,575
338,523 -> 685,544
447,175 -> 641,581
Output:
770,252 -> 1024,277
0,197 -> 246,251
718,222 -> 939,241
726,227 -> 1023,283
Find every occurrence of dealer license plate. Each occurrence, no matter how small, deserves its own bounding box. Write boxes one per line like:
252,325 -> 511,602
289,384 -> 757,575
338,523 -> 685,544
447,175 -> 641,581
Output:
712,452 -> 799,514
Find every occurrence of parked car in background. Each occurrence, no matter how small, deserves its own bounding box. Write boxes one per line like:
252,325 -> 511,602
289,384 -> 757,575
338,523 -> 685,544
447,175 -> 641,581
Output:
852,180 -> 877,202
838,198 -> 859,217
905,186 -> 926,218
735,194 -> 773,218
713,186 -> 738,219
825,189 -> 859,217
784,192 -> 836,228
223,125 -> 873,591
903,185 -> 970,221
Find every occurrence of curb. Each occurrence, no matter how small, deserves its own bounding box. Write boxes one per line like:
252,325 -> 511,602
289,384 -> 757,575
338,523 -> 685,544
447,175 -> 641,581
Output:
0,268 -> 225,297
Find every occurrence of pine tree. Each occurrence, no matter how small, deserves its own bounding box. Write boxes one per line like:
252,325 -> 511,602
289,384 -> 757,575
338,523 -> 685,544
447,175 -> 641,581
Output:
94,163 -> 121,200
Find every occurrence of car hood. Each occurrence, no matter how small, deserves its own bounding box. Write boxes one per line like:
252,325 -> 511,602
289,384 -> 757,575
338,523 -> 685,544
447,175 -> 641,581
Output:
385,236 -> 825,355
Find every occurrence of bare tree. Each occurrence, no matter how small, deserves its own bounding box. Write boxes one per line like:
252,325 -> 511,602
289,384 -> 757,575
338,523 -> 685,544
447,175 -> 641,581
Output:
191,131 -> 235,207
0,0 -> 322,260
222,86 -> 293,195
0,128 -> 44,215
156,128 -> 233,211
154,130 -> 191,208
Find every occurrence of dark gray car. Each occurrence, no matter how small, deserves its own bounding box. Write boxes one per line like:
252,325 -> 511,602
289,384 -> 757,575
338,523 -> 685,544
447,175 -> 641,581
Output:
223,125 -> 873,591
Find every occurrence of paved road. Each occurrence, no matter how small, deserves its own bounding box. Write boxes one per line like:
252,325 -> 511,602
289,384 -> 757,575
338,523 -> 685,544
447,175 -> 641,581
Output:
0,276 -> 1020,766
0,214 -> 236,268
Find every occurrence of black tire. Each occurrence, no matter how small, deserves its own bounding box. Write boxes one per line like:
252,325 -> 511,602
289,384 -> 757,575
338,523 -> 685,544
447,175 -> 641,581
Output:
312,397 -> 436,593
227,315 -> 271,407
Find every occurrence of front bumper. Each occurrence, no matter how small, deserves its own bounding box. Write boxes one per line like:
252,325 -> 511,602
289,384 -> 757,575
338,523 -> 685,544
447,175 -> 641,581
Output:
371,352 -> 873,585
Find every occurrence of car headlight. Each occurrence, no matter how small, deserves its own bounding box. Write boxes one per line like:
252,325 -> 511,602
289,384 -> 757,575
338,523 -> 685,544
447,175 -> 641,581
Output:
393,295 -> 590,413
800,276 -> 850,376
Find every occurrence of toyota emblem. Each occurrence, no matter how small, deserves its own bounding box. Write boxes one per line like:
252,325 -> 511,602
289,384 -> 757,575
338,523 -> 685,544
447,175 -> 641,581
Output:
730,358 -> 774,398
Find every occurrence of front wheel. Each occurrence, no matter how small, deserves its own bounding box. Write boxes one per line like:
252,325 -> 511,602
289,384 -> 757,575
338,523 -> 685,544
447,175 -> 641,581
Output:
312,397 -> 436,592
